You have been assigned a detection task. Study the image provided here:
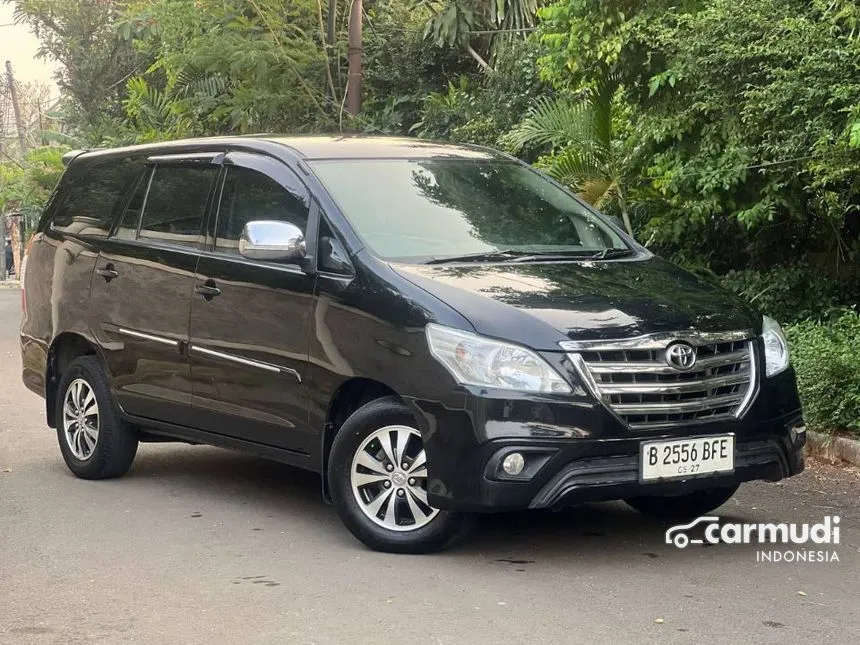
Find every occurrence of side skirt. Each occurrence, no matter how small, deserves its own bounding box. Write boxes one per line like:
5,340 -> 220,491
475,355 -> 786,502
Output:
121,412 -> 320,474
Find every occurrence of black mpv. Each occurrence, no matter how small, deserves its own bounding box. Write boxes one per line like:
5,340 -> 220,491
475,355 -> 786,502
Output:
20,136 -> 806,553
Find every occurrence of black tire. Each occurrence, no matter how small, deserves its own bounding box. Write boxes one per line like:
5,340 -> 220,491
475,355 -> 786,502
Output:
55,356 -> 138,480
625,484 -> 739,520
328,396 -> 473,553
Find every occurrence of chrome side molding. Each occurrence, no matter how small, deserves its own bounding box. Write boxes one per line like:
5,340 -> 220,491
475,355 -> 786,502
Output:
117,328 -> 179,347
189,345 -> 302,382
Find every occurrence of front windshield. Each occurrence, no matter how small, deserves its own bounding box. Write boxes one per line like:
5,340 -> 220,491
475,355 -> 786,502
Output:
309,158 -> 629,263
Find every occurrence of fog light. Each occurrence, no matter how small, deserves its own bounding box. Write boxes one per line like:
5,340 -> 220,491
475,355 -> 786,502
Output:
502,452 -> 525,476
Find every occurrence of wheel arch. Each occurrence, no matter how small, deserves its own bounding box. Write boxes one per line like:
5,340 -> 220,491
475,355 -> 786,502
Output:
320,377 -> 405,501
45,332 -> 103,428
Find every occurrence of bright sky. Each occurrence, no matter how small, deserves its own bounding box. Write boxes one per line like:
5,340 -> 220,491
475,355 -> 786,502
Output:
0,4 -> 59,93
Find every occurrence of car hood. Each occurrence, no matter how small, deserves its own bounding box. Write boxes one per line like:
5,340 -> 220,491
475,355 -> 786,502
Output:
390,257 -> 758,350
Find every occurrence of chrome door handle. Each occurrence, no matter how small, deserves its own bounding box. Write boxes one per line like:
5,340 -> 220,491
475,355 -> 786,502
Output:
96,265 -> 119,282
194,282 -> 221,300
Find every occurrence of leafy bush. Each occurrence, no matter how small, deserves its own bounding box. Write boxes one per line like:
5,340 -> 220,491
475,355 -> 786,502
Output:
0,146 -> 67,236
719,265 -> 859,325
362,1 -> 476,136
537,0 -> 860,272
408,38 -> 551,146
786,312 -> 860,437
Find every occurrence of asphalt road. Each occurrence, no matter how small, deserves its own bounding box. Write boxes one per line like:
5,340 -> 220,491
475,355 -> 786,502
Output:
1,288 -> 859,645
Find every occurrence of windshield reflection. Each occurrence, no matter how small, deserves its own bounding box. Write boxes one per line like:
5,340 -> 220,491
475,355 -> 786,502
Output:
310,159 -> 627,262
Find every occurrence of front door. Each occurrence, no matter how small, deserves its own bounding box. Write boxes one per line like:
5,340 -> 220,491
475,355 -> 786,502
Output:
90,155 -> 221,425
189,152 -> 316,454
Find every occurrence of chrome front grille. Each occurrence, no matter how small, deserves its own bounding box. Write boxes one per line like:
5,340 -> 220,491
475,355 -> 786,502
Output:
561,331 -> 758,430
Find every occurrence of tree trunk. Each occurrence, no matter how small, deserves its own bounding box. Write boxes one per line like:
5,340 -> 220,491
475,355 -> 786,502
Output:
616,186 -> 634,237
327,0 -> 336,47
318,0 -> 338,102
465,44 -> 493,73
6,61 -> 28,155
346,0 -> 363,117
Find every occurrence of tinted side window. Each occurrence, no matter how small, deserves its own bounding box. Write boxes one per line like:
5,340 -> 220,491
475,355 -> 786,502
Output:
49,156 -> 145,237
138,164 -> 217,248
215,166 -> 309,255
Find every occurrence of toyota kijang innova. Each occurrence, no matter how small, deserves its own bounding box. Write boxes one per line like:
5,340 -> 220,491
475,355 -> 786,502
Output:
20,136 -> 806,553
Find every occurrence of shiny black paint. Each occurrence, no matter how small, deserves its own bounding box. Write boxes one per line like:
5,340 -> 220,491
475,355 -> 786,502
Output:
390,257 -> 760,348
89,238 -> 200,427
407,365 -> 804,511
190,253 -> 315,453
21,136 -> 805,514
20,230 -> 101,398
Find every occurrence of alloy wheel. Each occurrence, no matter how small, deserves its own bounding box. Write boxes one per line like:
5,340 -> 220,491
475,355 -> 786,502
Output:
350,424 -> 439,531
62,378 -> 100,461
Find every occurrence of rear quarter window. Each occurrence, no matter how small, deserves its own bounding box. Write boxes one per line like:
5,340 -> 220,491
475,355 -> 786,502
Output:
48,156 -> 145,237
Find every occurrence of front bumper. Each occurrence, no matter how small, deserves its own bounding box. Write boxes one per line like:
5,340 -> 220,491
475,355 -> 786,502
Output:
407,368 -> 806,513
528,434 -> 803,509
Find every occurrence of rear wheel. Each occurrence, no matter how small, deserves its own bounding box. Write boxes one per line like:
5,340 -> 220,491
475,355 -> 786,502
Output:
328,396 -> 472,553
56,356 -> 138,480
625,484 -> 739,520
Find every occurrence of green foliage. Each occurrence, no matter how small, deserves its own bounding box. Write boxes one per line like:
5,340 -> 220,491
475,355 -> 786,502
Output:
114,0 -> 333,141
362,1 -> 476,134
719,265 -> 860,325
536,0 -> 860,274
406,37 -> 550,144
786,312 -> 860,436
423,2 -> 478,48
11,0 -> 145,136
422,0 -> 544,53
502,76 -> 636,232
0,147 -> 67,234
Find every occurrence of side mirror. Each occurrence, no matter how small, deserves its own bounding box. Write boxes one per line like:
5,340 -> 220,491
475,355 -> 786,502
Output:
239,220 -> 305,262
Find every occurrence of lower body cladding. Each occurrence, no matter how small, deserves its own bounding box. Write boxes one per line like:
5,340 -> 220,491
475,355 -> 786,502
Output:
408,393 -> 806,513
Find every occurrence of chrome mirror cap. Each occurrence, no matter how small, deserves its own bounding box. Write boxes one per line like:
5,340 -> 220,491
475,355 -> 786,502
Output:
239,220 -> 305,262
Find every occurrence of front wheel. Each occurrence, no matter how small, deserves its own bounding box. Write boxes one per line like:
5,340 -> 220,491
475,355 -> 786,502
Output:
625,484 -> 739,520
328,396 -> 472,553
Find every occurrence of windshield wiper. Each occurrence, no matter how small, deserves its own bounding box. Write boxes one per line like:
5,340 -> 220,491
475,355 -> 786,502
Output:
588,247 -> 634,260
424,250 -> 534,264
507,248 -> 635,262
424,247 -> 635,265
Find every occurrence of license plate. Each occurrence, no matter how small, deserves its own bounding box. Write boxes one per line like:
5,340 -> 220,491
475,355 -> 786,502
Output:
640,435 -> 734,482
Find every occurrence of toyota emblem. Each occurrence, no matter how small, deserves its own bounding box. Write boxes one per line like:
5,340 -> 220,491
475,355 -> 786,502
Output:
665,342 -> 697,371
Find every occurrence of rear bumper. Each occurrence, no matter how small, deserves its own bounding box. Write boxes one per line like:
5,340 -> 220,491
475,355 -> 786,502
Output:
20,333 -> 47,399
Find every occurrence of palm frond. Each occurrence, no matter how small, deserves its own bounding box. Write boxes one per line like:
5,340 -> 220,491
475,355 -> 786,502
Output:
547,148 -> 619,207
174,66 -> 228,99
502,96 -> 595,152
589,75 -> 618,150
547,147 -> 601,184
580,178 -> 619,208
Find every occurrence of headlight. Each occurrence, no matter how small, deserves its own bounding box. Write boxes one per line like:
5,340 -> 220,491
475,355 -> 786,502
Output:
426,324 -> 572,394
762,315 -> 789,377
